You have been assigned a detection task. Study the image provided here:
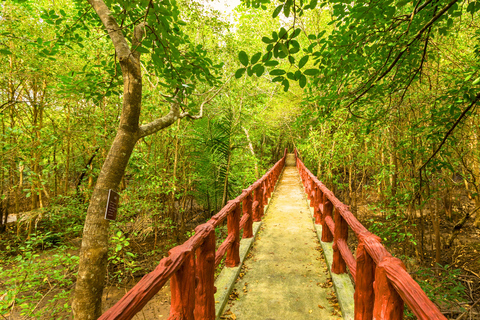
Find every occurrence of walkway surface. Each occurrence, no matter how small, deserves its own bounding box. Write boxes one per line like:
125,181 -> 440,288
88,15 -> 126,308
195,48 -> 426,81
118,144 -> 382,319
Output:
221,156 -> 343,319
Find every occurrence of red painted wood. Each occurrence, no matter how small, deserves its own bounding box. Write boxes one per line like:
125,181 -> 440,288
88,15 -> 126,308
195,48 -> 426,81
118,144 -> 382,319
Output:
194,224 -> 215,320
258,185 -> 265,218
252,200 -> 260,222
98,249 -> 187,320
215,234 -> 234,268
226,202 -> 240,267
373,257 -> 404,320
383,259 -> 448,320
332,208 -> 348,274
322,198 -> 334,242
169,249 -> 195,320
262,181 -> 268,206
295,153 -> 448,320
314,187 -> 322,225
336,239 -> 356,279
354,236 -> 376,320
239,212 -> 250,232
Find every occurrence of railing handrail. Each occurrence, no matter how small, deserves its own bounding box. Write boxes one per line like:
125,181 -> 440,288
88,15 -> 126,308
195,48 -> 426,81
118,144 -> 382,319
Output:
295,151 -> 447,320
99,151 -> 288,320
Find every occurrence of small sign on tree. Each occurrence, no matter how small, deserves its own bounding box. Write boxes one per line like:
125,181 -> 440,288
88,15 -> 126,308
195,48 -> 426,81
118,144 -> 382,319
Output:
104,189 -> 120,221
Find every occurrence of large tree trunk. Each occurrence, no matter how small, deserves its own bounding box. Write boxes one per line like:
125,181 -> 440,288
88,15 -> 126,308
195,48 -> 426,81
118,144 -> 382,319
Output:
72,37 -> 143,319
72,126 -> 139,319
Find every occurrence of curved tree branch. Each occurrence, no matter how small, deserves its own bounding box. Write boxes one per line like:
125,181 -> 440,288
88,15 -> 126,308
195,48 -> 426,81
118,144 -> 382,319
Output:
87,0 -> 132,61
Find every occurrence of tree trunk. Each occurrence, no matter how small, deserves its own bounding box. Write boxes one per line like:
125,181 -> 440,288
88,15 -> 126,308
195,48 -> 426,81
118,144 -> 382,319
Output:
72,39 -> 143,320
221,151 -> 231,208
72,126 -> 139,319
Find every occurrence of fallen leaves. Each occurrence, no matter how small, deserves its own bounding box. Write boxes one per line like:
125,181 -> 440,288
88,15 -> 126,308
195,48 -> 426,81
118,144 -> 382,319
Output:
221,309 -> 237,320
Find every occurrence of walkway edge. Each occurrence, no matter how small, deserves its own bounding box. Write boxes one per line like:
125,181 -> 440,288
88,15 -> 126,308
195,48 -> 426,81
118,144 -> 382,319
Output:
307,203 -> 355,320
214,221 -> 262,319
214,166 -> 286,319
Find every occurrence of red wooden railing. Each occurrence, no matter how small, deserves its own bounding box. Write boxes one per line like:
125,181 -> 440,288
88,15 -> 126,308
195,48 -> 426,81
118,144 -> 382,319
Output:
294,150 -> 447,320
99,150 -> 287,320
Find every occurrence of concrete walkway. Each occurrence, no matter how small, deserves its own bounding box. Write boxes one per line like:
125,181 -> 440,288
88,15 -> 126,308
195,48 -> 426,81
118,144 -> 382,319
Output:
222,158 -> 343,320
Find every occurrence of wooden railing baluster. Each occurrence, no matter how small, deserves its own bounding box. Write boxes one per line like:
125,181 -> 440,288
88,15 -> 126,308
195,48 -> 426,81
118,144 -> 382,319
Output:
253,186 -> 262,222
373,257 -> 404,320
194,224 -> 216,320
314,186 -> 322,225
226,202 -> 241,267
354,234 -> 377,320
169,247 -> 195,320
332,208 -> 348,274
322,196 -> 334,242
242,191 -> 253,239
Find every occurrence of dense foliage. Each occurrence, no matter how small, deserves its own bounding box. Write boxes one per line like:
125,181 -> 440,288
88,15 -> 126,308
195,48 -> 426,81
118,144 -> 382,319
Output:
0,0 -> 479,318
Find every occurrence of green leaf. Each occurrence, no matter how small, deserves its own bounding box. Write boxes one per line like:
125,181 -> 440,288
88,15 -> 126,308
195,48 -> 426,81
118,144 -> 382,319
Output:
238,51 -> 249,67
270,69 -> 286,76
299,74 -> 307,88
251,52 -> 262,64
235,68 -> 246,78
262,37 -> 272,44
135,46 -> 150,53
291,28 -> 302,39
280,43 -> 289,55
473,77 -> 480,85
255,65 -> 265,77
265,60 -> 279,67
298,55 -> 309,68
282,79 -> 290,92
271,76 -> 284,82
284,2 -> 291,17
304,68 -> 319,76
288,55 -> 295,64
262,51 -> 273,62
289,47 -> 300,54
272,4 -> 283,18
309,0 -> 318,9
0,49 -> 12,55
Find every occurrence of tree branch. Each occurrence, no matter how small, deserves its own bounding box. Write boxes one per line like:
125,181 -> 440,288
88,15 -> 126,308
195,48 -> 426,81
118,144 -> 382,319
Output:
419,93 -> 480,172
137,89 -> 181,138
180,75 -> 233,120
87,0 -> 132,61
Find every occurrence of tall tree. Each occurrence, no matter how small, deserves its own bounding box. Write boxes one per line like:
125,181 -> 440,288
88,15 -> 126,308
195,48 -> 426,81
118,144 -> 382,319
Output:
70,1 -> 224,318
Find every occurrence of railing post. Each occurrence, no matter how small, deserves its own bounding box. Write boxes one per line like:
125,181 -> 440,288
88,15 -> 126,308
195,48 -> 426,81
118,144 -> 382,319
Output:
169,248 -> 195,320
242,192 -> 253,238
322,195 -> 334,242
252,186 -> 262,222
354,233 -> 378,320
226,202 -> 241,267
309,182 -> 316,208
262,180 -> 268,206
194,225 -> 216,320
332,207 -> 348,274
373,257 -> 404,320
258,184 -> 265,217
314,187 -> 322,225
